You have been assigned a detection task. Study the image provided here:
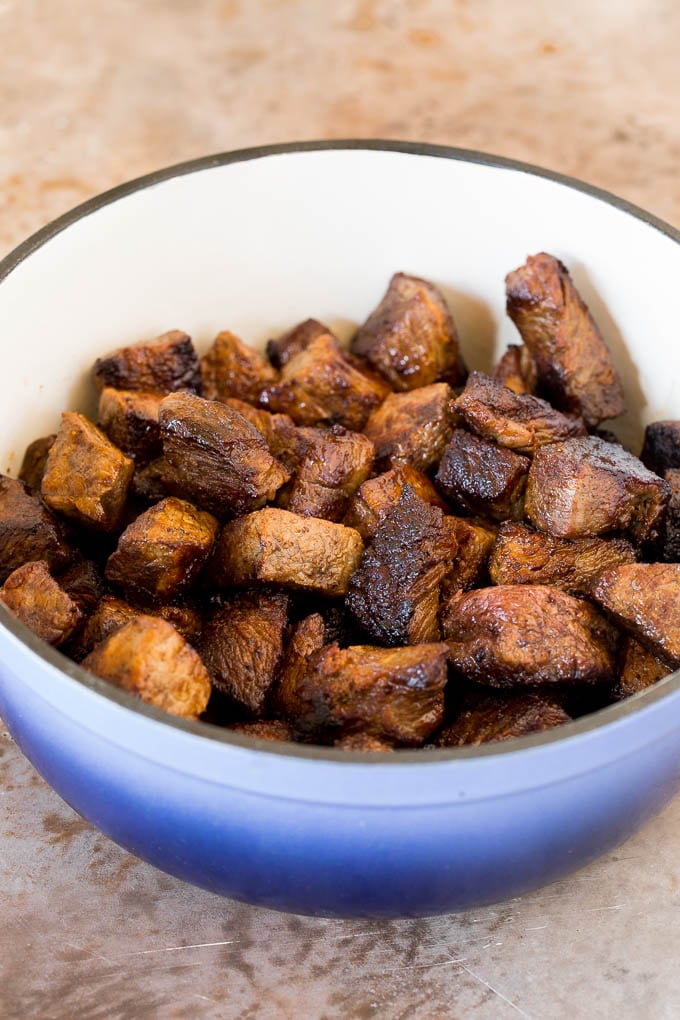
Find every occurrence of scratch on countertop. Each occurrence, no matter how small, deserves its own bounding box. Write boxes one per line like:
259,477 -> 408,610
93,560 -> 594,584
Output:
459,964 -> 535,1020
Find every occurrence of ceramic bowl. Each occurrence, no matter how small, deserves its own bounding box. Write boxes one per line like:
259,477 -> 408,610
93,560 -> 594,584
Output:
1,141 -> 679,918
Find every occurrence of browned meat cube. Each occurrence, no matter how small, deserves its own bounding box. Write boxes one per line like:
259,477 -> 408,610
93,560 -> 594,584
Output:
199,591 -> 289,713
334,733 -> 394,752
0,475 -> 72,582
274,613 -> 328,722
98,388 -> 163,462
505,253 -> 625,427
56,555 -> 108,615
442,585 -> 618,687
82,615 -> 211,719
344,463 -> 448,540
211,508 -> 364,597
227,720 -> 294,742
266,318 -> 332,369
159,392 -> 290,516
130,455 -> 180,503
640,421 -> 680,475
277,641 -> 448,746
156,604 -> 203,645
351,272 -> 467,391
259,333 -> 390,431
660,469 -> 680,562
280,426 -> 374,522
434,429 -> 529,521
41,413 -> 135,532
105,497 -> 218,601
492,344 -> 537,395
200,330 -> 277,405
73,593 -> 202,660
19,435 -> 56,493
435,693 -> 571,747
363,383 -> 456,472
221,398 -> 300,469
454,371 -> 586,454
489,522 -> 637,596
592,563 -> 680,664
441,516 -> 497,595
525,436 -> 670,543
614,636 -> 670,700
93,329 -> 201,394
346,487 -> 457,645
0,561 -> 83,646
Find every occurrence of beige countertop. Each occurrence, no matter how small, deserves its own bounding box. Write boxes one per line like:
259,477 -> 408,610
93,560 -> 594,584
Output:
2,2 -> 680,1017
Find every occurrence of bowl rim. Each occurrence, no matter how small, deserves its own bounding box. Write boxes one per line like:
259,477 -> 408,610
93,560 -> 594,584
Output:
2,137 -> 679,766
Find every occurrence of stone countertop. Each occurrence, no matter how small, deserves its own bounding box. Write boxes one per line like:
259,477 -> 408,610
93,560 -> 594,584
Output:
2,2 -> 680,1017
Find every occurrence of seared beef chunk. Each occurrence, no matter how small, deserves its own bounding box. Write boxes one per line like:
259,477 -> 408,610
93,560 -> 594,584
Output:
492,344 -> 537,395
41,413 -> 135,532
592,563 -> 680,665
199,591 -> 289,714
0,475 -> 72,582
435,692 -> 571,746
525,436 -> 670,543
221,399 -> 300,469
211,508 -> 364,597
505,253 -> 626,426
0,561 -> 83,647
346,487 -> 457,645
266,318 -> 332,369
93,329 -> 201,394
106,497 -> 218,601
73,593 -> 202,660
130,455 -> 179,503
344,463 -> 448,540
274,613 -> 328,724
159,392 -> 290,517
98,388 -> 163,463
19,435 -> 56,493
454,371 -> 586,454
614,636 -> 670,700
442,585 -> 618,687
260,333 -> 390,430
435,429 -> 529,521
56,555 -> 108,615
660,469 -> 680,562
280,426 -> 374,521
489,521 -> 637,596
363,383 -> 456,472
200,330 -> 277,405
640,421 -> 680,475
277,640 -> 448,745
334,733 -> 394,751
227,720 -> 294,742
442,516 -> 497,595
82,616 -> 211,719
351,272 -> 467,390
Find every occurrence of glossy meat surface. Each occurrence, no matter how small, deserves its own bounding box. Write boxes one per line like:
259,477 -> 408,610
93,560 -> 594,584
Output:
592,563 -> 680,665
0,475 -> 72,583
281,425 -> 374,521
435,692 -> 571,746
363,382 -> 455,472
492,344 -> 537,395
98,388 -> 163,463
200,330 -> 277,405
0,561 -> 83,647
344,463 -> 448,540
93,329 -> 201,394
435,429 -> 529,521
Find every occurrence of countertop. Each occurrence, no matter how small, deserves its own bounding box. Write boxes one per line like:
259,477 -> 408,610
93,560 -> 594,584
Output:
2,2 -> 680,1017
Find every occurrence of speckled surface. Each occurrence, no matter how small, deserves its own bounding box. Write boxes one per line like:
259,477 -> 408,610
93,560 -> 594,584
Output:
2,2 -> 680,1017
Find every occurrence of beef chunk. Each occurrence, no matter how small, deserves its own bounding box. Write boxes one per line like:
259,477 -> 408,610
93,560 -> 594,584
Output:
454,371 -> 586,454
221,399 -> 300,469
505,253 -> 625,427
660,469 -> 680,562
592,563 -> 680,664
334,733 -> 394,752
19,435 -> 56,493
93,329 -> 201,394
211,508 -> 364,597
259,333 -> 390,430
159,392 -> 290,516
351,272 -> 467,390
280,426 -> 374,521
274,613 -> 328,723
525,436 -> 670,543
346,487 -> 457,645
105,497 -> 218,601
435,693 -> 571,746
640,421 -> 680,475
435,429 -> 529,521
199,591 -> 289,713
492,344 -> 537,395
277,640 -> 448,745
41,413 -> 135,531
73,594 -> 202,660
614,636 -> 670,700
442,585 -> 618,687
0,561 -> 83,647
266,318 -> 332,369
0,475 -> 72,582
98,388 -> 163,463
227,720 -> 294,742
489,522 -> 637,596
56,555 -> 108,615
363,383 -> 455,472
344,463 -> 448,540
82,615 -> 211,719
441,516 -> 497,595
200,330 -> 277,405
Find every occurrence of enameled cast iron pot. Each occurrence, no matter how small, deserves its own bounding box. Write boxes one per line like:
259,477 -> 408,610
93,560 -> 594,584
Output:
1,142 -> 679,918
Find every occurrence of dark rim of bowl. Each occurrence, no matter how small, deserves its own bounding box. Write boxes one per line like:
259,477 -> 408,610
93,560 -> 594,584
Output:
1,138 -> 680,766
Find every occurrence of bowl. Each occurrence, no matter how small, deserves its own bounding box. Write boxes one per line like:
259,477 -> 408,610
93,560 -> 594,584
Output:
1,141 -> 680,919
